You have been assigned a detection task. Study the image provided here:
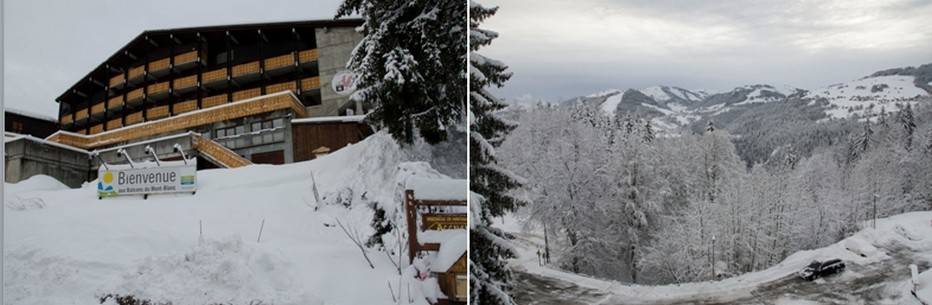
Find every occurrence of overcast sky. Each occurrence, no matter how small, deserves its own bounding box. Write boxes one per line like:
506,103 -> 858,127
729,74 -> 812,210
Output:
480,0 -> 932,103
3,0 -> 347,118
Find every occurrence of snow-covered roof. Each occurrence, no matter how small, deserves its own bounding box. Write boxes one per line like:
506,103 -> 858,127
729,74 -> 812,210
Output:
422,230 -> 466,272
4,132 -> 90,155
4,107 -> 57,122
291,115 -> 367,124
405,176 -> 467,201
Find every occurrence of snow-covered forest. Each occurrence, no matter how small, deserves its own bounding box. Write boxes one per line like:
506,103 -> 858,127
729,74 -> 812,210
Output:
499,102 -> 932,284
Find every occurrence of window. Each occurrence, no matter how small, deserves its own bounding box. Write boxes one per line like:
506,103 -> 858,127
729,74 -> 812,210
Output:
215,125 -> 243,139
455,274 -> 467,301
251,119 -> 279,132
11,121 -> 24,133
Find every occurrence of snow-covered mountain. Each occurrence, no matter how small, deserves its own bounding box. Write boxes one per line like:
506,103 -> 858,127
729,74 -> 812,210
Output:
552,63 -> 932,132
807,73 -> 931,119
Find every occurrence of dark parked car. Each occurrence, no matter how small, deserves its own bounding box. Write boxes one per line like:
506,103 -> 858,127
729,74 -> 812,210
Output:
799,259 -> 845,280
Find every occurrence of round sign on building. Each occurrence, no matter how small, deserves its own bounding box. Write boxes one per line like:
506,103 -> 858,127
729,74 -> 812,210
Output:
331,70 -> 356,96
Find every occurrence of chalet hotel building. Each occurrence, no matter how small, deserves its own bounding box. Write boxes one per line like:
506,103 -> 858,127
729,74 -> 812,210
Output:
6,19 -> 376,185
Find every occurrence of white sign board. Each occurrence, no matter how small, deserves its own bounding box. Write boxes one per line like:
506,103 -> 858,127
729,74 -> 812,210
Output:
98,163 -> 197,197
331,70 -> 357,96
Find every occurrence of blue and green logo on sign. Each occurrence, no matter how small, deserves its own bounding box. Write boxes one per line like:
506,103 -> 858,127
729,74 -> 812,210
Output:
97,171 -> 119,197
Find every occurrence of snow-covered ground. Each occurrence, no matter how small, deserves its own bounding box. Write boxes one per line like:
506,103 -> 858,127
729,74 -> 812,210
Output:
502,211 -> 932,304
600,91 -> 625,116
4,132 -> 459,305
805,75 -> 928,119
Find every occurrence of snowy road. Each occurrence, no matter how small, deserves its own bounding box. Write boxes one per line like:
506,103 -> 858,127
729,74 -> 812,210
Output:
506,213 -> 932,305
515,253 -> 927,305
513,271 -> 611,305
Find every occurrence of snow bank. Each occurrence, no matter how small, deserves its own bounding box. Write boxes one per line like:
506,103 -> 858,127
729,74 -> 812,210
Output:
107,236 -> 309,305
4,175 -> 71,210
406,176 -> 467,200
4,131 -> 451,305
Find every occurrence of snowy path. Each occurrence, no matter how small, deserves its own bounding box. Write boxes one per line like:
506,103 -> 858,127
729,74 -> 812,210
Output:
504,212 -> 932,304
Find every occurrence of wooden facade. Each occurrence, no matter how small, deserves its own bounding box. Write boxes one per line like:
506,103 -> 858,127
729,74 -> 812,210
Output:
251,150 -> 285,165
291,120 -> 373,162
55,20 -> 362,136
5,111 -> 58,138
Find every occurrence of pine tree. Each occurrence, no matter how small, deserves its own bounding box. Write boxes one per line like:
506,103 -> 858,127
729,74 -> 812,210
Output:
469,2 -> 526,304
642,119 -> 655,143
706,119 -> 716,133
847,119 -> 873,164
900,104 -> 917,150
336,0 -> 467,144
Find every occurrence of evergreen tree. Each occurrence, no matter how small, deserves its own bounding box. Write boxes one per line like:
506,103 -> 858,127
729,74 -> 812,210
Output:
706,119 -> 716,133
642,119 -> 655,143
336,0 -> 467,144
847,119 -> 873,164
900,104 -> 917,150
469,2 -> 526,304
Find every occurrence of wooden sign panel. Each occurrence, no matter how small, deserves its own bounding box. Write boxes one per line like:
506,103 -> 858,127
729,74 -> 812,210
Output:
422,214 -> 467,231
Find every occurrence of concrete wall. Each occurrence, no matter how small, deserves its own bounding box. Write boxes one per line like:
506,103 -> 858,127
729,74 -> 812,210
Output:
5,139 -> 91,188
309,26 -> 364,117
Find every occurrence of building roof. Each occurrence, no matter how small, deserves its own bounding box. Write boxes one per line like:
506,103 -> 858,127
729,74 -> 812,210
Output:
56,18 -> 363,104
5,108 -> 57,122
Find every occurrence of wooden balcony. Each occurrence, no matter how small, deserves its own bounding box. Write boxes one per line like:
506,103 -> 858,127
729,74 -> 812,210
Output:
91,102 -> 106,115
174,100 -> 197,114
264,53 -> 293,70
202,95 -> 227,108
301,77 -> 320,90
202,69 -> 227,84
299,49 -> 318,63
60,115 -> 73,125
147,105 -> 169,120
149,57 -> 170,73
174,50 -> 200,66
127,66 -> 146,80
90,124 -> 104,135
126,88 -> 145,102
174,75 -> 197,90
232,62 -> 259,77
108,96 -> 123,110
125,112 -> 143,125
75,109 -> 89,121
233,88 -> 261,101
109,74 -> 125,88
147,82 -> 170,96
107,118 -> 122,130
266,82 -> 297,94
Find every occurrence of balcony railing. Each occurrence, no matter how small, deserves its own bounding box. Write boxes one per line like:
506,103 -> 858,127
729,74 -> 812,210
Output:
232,62 -> 260,77
91,102 -> 106,115
202,95 -> 227,108
108,96 -> 123,111
174,100 -> 197,114
75,109 -> 89,121
299,49 -> 318,62
90,124 -> 104,135
147,105 -> 169,120
107,118 -> 122,130
125,112 -> 143,125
